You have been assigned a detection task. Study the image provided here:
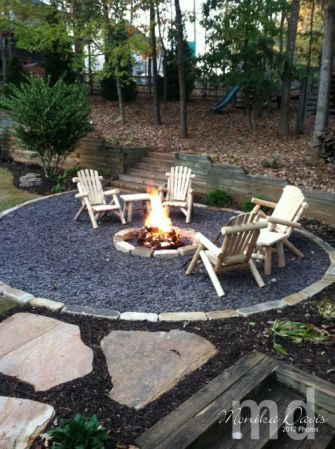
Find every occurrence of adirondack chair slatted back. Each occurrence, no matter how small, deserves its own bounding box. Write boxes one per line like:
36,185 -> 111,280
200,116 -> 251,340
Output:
271,186 -> 307,235
77,169 -> 105,206
166,166 -> 193,201
216,213 -> 262,269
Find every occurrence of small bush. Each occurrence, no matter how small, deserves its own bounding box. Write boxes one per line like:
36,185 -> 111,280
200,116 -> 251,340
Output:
0,77 -> 92,178
48,414 -> 109,449
5,57 -> 26,89
242,200 -> 254,212
101,75 -> 138,102
206,189 -> 232,208
312,299 -> 335,320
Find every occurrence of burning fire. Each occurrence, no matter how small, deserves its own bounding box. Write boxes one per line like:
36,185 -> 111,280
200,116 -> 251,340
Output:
136,186 -> 184,250
144,186 -> 173,238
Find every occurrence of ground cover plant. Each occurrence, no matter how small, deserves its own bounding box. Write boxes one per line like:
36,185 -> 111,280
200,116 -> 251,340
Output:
48,414 -> 109,449
269,318 -> 334,355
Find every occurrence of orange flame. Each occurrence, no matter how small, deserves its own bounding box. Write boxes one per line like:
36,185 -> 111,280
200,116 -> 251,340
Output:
145,186 -> 172,236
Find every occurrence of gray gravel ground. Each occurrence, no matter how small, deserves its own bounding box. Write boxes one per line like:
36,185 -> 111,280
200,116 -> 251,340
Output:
0,193 -> 330,312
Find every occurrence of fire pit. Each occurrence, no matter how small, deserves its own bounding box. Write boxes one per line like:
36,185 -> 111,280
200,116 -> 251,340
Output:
113,187 -> 197,258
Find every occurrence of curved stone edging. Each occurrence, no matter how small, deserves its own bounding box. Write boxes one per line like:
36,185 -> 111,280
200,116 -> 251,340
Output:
0,194 -> 334,321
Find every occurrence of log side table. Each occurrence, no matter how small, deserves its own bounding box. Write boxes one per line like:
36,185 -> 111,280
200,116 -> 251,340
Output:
120,193 -> 151,223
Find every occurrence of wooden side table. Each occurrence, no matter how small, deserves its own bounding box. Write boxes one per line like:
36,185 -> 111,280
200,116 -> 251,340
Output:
120,193 -> 151,223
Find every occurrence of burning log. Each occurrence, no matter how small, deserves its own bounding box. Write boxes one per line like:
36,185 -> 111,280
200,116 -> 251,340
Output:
136,226 -> 187,250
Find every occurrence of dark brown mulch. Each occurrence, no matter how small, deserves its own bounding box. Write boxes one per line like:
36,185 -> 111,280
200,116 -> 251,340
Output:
0,288 -> 334,449
0,160 -> 74,195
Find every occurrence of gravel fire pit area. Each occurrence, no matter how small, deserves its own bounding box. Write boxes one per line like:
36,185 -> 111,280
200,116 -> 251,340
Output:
0,193 -> 330,313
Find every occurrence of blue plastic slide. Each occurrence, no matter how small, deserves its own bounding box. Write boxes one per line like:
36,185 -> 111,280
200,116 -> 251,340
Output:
211,86 -> 240,112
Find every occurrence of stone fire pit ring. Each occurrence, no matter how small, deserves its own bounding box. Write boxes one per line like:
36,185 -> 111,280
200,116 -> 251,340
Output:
113,228 -> 197,259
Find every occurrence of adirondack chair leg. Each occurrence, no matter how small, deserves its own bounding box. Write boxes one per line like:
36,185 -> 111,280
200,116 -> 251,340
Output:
74,204 -> 85,221
264,246 -> 272,275
249,260 -> 265,288
277,241 -> 286,268
185,194 -> 193,224
112,194 -> 126,224
284,239 -> 304,259
186,245 -> 202,275
199,250 -> 225,297
88,207 -> 98,229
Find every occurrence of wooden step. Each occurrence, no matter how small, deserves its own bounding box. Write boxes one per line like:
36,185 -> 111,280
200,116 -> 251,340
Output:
137,162 -> 172,172
126,168 -> 167,180
118,173 -> 164,186
144,152 -> 176,162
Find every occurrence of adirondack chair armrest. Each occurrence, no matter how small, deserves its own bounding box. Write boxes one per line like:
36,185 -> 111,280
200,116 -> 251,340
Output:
267,217 -> 302,228
251,197 -> 277,209
195,232 -> 221,257
221,222 -> 267,235
104,188 -> 119,196
72,177 -> 79,183
75,191 -> 89,199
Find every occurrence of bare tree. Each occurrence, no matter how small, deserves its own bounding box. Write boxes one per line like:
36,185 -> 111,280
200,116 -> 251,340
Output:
311,0 -> 335,161
279,0 -> 300,136
150,0 -> 162,125
174,0 -> 187,137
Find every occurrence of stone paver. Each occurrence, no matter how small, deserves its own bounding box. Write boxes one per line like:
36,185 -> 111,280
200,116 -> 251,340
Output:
0,313 -> 93,391
0,396 -> 54,449
101,329 -> 217,410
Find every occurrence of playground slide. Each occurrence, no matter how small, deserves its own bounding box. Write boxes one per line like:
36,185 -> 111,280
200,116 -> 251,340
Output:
211,86 -> 240,112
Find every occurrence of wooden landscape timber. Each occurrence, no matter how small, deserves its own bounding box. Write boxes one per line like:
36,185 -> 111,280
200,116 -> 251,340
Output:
136,351 -> 335,449
2,135 -> 335,226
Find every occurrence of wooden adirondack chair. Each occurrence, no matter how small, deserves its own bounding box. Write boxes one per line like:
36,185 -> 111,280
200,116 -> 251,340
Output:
160,166 -> 195,224
251,185 -> 309,275
186,213 -> 267,297
73,169 -> 126,229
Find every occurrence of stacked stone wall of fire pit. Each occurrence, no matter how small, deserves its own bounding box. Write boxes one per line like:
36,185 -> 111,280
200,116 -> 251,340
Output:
113,228 -> 197,259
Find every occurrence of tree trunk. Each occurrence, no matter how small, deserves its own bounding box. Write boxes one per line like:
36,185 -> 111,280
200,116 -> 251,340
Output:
311,0 -> 335,162
116,64 -> 126,124
150,0 -> 162,126
156,0 -> 168,108
174,0 -> 188,138
0,35 -> 7,86
279,0 -> 300,136
102,0 -> 126,124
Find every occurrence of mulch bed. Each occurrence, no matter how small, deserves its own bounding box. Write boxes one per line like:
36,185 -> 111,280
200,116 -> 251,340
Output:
0,290 -> 334,449
0,160 -> 74,195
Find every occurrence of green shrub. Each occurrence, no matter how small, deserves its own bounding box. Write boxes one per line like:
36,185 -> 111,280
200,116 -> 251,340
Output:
312,299 -> 335,320
101,75 -> 138,102
0,76 -> 92,178
44,47 -> 77,85
206,189 -> 232,208
48,414 -> 109,449
242,200 -> 254,212
5,57 -> 26,89
158,43 -> 196,101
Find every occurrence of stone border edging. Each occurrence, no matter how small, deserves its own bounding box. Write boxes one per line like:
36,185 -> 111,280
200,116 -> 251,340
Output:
0,195 -> 334,322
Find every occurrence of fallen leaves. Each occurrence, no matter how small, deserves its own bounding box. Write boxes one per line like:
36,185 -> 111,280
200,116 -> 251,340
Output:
89,96 -> 335,193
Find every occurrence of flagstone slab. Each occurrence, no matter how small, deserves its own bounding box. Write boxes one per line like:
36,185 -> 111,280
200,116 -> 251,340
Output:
101,329 -> 217,410
0,396 -> 54,449
0,313 -> 93,391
